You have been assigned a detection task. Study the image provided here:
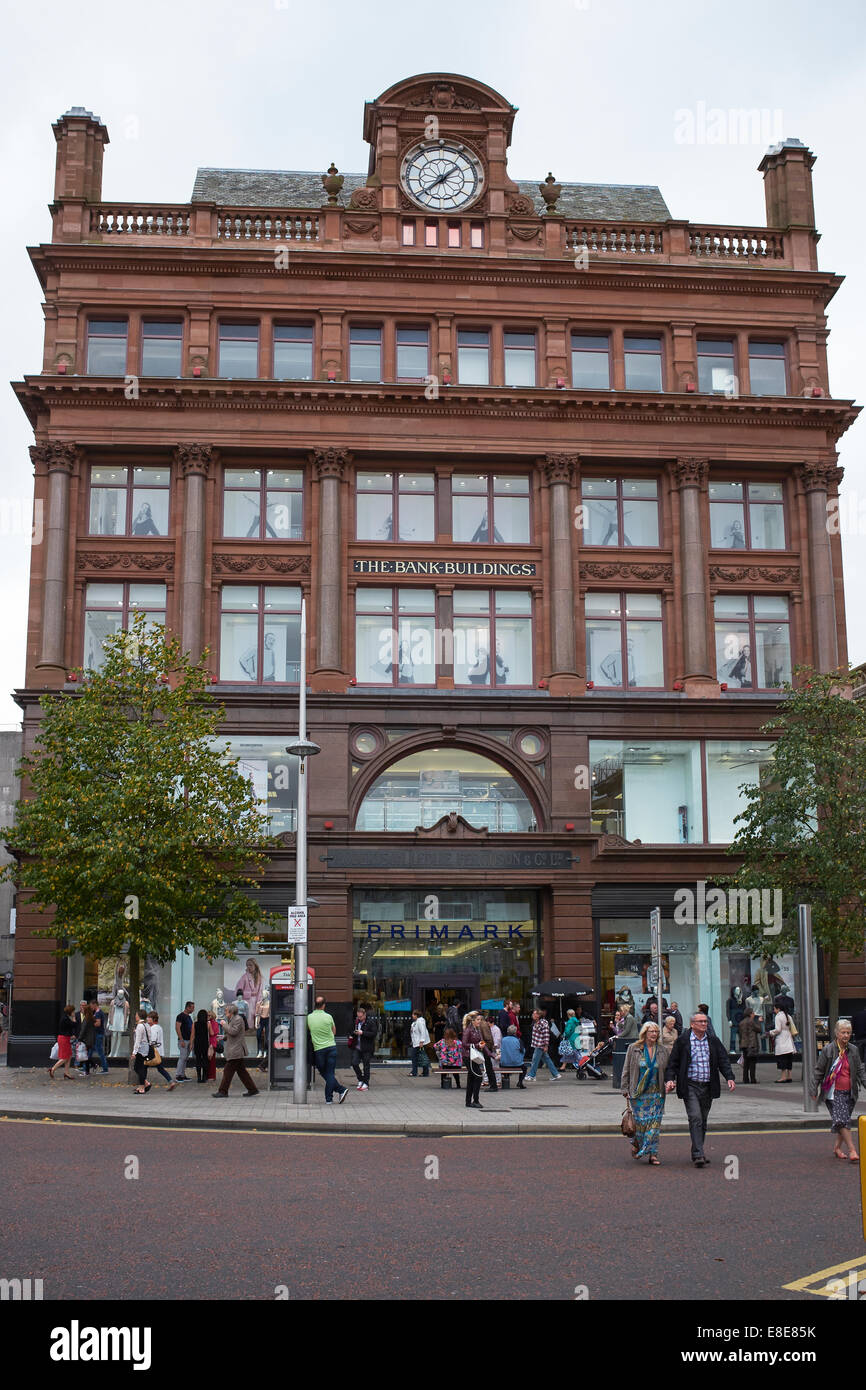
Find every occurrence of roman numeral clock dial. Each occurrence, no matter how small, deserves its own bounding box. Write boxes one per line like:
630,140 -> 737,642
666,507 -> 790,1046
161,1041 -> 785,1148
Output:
401,141 -> 484,211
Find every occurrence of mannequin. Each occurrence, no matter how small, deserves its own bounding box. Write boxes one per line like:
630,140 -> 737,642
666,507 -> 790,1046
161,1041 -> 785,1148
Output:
108,988 -> 129,1057
235,958 -> 263,1032
255,989 -> 270,1058
726,986 -> 746,1053
746,984 -> 769,1050
615,986 -> 637,1018
234,989 -> 250,1029
212,988 -> 226,1025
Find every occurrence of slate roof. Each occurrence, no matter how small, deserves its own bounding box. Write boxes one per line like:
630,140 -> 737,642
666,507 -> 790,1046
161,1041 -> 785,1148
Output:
192,168 -> 671,221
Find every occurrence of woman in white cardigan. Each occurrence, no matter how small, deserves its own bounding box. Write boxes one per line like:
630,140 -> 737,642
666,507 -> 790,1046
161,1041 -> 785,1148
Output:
770,1007 -> 796,1083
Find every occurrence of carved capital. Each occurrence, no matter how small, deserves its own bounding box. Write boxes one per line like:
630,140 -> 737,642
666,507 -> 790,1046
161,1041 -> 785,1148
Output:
30,441 -> 81,475
795,459 -> 844,494
540,453 -> 579,488
673,457 -> 709,490
173,443 -> 219,478
311,448 -> 352,482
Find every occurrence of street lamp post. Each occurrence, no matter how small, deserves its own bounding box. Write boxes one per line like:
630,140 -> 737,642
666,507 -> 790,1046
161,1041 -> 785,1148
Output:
798,903 -> 819,1114
285,600 -> 320,1106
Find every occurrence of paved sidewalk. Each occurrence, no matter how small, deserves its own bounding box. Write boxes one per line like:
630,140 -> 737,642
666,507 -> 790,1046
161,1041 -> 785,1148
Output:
0,1061 -> 830,1135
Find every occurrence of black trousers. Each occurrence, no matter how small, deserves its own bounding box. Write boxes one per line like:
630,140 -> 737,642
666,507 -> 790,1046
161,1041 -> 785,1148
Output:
352,1051 -> 371,1085
133,1054 -> 148,1086
481,1050 -> 497,1091
684,1080 -> 713,1160
742,1055 -> 757,1084
465,1060 -> 483,1106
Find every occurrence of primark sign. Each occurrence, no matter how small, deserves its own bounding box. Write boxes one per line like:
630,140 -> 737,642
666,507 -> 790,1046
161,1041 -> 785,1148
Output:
364,922 -> 529,942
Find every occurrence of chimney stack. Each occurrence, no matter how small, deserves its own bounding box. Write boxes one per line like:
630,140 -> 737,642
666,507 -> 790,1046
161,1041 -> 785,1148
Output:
52,107 -> 109,203
758,137 -> 816,229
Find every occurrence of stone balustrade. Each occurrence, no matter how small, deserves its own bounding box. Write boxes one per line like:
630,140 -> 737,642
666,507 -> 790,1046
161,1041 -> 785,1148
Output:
62,202 -> 794,265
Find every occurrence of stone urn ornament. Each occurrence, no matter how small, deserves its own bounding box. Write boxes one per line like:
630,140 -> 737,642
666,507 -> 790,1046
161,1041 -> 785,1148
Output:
539,172 -> 562,215
322,162 -> 344,205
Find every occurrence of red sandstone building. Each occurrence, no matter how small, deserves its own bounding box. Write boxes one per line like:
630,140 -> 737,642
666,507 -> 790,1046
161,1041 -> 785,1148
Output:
7,72 -> 862,1064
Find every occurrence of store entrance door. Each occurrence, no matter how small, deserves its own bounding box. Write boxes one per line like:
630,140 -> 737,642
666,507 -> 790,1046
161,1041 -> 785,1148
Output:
413,974 -> 480,1027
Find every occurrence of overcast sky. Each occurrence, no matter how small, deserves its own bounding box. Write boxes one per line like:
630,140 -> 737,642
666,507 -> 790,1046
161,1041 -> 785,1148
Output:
1,0 -> 863,725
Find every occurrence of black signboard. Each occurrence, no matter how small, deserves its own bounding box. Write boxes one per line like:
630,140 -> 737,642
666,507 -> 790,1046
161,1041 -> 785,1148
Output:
323,847 -> 575,870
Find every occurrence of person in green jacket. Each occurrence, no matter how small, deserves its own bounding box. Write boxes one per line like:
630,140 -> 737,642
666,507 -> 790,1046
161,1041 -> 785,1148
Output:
558,1008 -> 582,1071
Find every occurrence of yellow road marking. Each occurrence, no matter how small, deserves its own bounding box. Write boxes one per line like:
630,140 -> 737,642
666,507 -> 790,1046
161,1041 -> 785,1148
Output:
782,1255 -> 866,1296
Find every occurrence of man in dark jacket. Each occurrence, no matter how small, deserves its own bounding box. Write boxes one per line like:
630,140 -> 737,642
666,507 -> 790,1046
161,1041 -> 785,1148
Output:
351,1006 -> 378,1091
665,1011 -> 735,1166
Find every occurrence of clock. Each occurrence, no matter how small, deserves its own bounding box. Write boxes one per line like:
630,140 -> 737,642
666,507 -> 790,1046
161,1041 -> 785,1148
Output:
400,141 -> 484,212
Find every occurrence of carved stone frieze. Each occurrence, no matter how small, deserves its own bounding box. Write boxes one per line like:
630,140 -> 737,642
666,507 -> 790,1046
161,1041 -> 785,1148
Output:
581,562 -> 673,582
310,447 -> 352,482
212,554 -> 311,575
710,565 -> 800,584
343,218 -> 380,240
508,225 -> 542,242
77,551 -> 174,571
507,195 -> 536,217
540,453 -> 579,487
173,443 -> 219,478
415,812 -> 488,839
407,83 -> 480,111
348,188 -> 379,211
30,441 -> 81,475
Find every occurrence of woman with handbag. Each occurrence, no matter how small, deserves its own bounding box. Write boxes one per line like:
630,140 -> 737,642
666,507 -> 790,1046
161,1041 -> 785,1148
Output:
621,1021 -> 671,1165
77,1003 -> 96,1075
131,1009 -> 153,1094
812,1018 -> 866,1162
49,1004 -> 78,1081
147,1011 -> 178,1089
462,1012 -> 486,1109
558,1008 -> 580,1071
770,1006 -> 796,1083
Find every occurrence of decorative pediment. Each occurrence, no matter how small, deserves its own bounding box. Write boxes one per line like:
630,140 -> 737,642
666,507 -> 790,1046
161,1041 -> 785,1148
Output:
415,812 -> 489,839
593,833 -> 636,853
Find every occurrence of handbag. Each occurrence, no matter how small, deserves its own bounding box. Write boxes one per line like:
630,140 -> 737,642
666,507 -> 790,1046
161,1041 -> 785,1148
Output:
145,1047 -> 162,1068
49,1043 -> 59,1061
788,1016 -> 799,1039
469,1044 -> 484,1065
347,1035 -> 356,1049
621,1103 -> 637,1139
76,1042 -> 89,1063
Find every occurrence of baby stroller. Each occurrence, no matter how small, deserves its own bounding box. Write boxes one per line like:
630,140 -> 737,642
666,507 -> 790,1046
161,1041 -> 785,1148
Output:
574,1035 -> 615,1080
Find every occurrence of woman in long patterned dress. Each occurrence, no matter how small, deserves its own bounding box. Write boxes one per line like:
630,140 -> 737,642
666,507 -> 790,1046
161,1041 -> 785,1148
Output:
621,1021 -> 671,1165
812,1018 -> 866,1162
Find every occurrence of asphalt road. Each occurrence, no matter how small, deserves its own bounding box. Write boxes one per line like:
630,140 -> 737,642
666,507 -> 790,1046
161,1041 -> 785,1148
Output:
1,1119 -> 862,1302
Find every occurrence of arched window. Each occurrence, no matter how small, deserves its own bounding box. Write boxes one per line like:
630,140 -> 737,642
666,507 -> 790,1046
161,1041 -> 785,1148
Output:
355,747 -> 537,833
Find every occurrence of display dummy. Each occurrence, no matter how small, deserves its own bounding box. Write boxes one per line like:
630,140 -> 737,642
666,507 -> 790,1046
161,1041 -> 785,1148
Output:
108,988 -> 129,1057
746,984 -> 769,1049
726,986 -> 746,1052
235,958 -> 263,1031
212,989 -> 227,1030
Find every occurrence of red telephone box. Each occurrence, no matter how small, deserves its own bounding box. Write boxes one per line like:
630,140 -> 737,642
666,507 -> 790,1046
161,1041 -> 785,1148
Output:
268,963 -> 315,1089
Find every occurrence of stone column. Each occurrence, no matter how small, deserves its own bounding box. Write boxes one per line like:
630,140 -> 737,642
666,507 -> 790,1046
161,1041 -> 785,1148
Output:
797,459 -> 843,671
31,442 -> 80,678
311,448 -> 350,690
673,457 -> 716,693
541,453 -> 581,696
174,444 -> 217,663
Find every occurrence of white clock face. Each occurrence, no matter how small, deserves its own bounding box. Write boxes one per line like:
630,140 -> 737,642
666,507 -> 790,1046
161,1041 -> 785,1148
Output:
401,142 -> 484,211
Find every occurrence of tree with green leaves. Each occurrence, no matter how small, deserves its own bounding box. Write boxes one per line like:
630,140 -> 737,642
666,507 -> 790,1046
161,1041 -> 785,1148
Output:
1,613 -> 277,1071
707,665 -> 866,1026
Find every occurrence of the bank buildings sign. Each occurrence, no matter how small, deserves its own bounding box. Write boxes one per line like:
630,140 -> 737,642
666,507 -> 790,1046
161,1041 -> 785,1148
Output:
353,559 -> 537,577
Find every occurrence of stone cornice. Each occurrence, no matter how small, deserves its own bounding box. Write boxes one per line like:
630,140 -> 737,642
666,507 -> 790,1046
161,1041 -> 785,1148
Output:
28,243 -> 845,304
14,378 -> 859,444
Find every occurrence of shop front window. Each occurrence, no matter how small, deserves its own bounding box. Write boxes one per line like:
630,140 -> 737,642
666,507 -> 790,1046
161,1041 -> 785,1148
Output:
356,747 -> 537,833
355,587 -> 436,686
585,591 -> 664,688
705,740 -> 775,842
599,919 -> 698,1037
590,739 -> 702,843
219,585 -> 302,684
211,735 -> 299,836
353,887 -> 539,1058
714,594 -> 791,690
